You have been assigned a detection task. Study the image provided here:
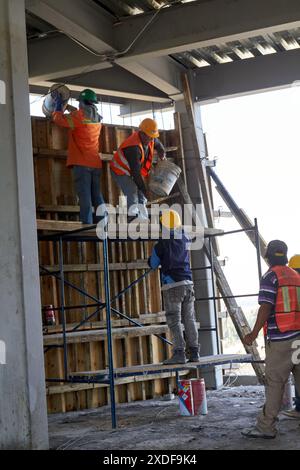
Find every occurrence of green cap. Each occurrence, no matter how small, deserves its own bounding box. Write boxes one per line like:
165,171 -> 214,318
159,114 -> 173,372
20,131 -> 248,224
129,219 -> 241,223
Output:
79,89 -> 98,103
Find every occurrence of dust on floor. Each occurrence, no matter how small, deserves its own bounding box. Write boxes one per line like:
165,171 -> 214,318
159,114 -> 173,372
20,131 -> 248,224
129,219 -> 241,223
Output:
48,386 -> 300,450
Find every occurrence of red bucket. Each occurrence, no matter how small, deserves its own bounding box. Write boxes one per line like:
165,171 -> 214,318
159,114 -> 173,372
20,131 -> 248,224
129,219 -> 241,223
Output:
178,378 -> 207,416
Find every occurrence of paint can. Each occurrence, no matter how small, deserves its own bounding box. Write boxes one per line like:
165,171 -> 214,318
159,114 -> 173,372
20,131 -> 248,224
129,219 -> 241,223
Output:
42,83 -> 70,117
43,305 -> 56,326
178,378 -> 207,416
148,159 -> 181,196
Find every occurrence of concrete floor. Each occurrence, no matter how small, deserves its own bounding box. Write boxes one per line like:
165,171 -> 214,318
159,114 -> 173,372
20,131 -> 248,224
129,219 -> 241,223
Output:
49,386 -> 300,450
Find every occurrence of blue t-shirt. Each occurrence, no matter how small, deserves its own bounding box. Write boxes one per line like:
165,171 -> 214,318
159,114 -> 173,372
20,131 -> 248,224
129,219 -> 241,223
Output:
149,230 -> 192,285
258,270 -> 300,342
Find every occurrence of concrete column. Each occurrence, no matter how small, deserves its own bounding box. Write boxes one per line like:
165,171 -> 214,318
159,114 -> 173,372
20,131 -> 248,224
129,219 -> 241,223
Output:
0,0 -> 48,449
176,100 -> 222,388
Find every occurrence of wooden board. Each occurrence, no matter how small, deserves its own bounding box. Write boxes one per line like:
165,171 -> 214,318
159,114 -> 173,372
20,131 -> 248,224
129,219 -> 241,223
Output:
70,354 -> 254,377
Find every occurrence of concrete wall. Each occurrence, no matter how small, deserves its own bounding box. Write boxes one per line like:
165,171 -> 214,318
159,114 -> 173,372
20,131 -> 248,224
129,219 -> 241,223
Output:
0,0 -> 48,449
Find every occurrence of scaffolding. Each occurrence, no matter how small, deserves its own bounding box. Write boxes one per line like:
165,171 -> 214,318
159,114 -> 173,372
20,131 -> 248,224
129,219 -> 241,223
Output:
38,218 -> 263,428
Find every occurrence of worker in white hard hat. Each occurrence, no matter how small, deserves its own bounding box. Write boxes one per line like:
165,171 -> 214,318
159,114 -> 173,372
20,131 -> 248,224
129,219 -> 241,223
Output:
110,118 -> 166,222
281,254 -> 300,419
148,209 -> 200,364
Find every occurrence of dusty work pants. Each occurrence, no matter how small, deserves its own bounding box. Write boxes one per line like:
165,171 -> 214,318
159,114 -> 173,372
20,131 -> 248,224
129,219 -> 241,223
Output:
73,166 -> 105,224
112,173 -> 148,218
256,336 -> 300,434
163,285 -> 199,352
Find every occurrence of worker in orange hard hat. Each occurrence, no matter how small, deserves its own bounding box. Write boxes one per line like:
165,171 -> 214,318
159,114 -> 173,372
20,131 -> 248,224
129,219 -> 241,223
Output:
110,118 -> 166,221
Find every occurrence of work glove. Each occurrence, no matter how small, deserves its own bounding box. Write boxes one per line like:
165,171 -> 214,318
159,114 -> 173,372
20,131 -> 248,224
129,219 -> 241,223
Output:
52,91 -> 63,112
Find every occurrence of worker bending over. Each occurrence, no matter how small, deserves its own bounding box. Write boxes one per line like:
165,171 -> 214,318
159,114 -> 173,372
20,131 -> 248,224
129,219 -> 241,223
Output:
243,240 -> 300,439
110,118 -> 166,221
53,88 -> 105,224
148,210 -> 200,364
281,254 -> 300,419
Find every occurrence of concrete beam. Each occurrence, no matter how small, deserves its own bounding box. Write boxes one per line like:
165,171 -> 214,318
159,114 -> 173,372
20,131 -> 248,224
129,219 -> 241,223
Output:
190,48 -> 300,102
26,0 -> 184,99
114,0 -> 300,59
29,65 -> 171,103
119,101 -> 173,117
26,0 -> 115,53
28,35 -> 113,82
0,0 -> 48,449
116,56 -> 184,100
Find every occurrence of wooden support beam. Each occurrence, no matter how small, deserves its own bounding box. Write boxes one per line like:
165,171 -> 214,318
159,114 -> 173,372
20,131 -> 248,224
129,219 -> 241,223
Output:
47,370 -> 190,395
43,323 -> 200,345
42,261 -> 149,272
71,354 -> 254,378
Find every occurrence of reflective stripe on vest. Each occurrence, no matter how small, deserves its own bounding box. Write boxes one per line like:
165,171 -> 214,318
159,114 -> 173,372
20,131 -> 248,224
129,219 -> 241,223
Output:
110,131 -> 154,177
272,265 -> 300,333
66,114 -> 75,130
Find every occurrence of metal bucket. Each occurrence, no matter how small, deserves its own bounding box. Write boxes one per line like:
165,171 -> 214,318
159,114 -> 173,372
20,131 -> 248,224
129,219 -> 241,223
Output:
148,159 -> 181,197
178,378 -> 207,416
42,83 -> 71,117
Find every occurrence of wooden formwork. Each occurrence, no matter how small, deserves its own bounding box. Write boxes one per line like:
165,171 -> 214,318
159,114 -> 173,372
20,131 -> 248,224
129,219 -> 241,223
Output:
33,116 -> 184,413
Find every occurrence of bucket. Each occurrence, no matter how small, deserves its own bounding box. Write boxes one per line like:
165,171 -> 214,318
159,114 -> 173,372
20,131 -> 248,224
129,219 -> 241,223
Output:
42,83 -> 71,117
281,374 -> 294,411
148,159 -> 181,196
178,378 -> 207,416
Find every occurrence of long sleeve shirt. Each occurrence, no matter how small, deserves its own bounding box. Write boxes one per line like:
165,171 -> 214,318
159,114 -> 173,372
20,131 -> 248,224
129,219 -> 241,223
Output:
123,138 -> 165,194
52,109 -> 102,168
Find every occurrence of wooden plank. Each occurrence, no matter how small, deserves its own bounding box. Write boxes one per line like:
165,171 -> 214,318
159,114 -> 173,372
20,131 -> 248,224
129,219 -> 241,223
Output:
47,371 -> 189,395
44,323 -> 198,345
182,74 -> 215,230
43,324 -> 173,345
71,354 -> 253,377
36,218 -> 223,237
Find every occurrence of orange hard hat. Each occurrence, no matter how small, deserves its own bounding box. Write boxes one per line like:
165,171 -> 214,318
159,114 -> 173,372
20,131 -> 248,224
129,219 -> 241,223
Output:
139,118 -> 159,138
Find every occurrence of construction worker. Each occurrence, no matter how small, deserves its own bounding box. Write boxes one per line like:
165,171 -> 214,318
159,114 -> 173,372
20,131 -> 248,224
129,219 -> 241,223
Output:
110,118 -> 166,221
148,209 -> 200,364
281,254 -> 300,419
242,240 -> 300,439
52,88 -> 105,224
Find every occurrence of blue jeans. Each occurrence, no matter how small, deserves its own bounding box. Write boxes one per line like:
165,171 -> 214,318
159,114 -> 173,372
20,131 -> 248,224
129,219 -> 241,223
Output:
295,388 -> 300,411
111,173 -> 147,217
73,166 -> 105,224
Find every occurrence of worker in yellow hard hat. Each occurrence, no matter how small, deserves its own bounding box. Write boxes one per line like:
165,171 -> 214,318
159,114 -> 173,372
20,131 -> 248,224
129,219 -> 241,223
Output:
148,209 -> 200,364
110,118 -> 166,221
281,254 -> 300,419
289,255 -> 300,273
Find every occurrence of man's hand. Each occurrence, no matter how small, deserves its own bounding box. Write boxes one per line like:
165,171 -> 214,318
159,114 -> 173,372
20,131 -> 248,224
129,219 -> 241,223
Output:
145,189 -> 154,201
243,332 -> 257,346
158,152 -> 166,161
53,92 -> 63,112
66,104 -> 77,113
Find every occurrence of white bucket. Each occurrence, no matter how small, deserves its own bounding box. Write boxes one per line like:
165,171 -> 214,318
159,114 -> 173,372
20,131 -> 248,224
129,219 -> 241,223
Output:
148,159 -> 181,196
42,83 -> 71,117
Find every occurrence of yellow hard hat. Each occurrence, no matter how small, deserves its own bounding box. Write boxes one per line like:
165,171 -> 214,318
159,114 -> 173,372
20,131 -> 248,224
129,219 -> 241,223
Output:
160,210 -> 181,230
288,254 -> 300,270
139,118 -> 159,138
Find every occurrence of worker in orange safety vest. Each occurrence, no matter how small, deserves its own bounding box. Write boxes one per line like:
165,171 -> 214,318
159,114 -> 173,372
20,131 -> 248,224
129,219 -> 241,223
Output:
242,240 -> 300,439
52,88 -> 105,224
110,118 -> 166,221
281,254 -> 300,419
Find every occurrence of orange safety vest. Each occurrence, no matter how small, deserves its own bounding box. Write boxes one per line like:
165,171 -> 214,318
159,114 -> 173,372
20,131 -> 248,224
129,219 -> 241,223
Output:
264,265 -> 300,335
110,131 -> 154,178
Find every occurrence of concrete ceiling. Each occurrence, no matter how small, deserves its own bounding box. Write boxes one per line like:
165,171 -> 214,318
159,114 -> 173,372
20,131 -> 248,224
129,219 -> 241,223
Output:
25,0 -> 300,112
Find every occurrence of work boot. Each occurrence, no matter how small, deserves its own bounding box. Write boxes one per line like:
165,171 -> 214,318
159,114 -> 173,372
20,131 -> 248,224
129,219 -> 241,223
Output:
163,350 -> 187,365
187,347 -> 201,363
